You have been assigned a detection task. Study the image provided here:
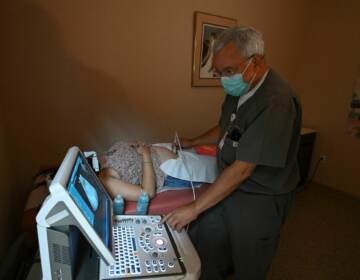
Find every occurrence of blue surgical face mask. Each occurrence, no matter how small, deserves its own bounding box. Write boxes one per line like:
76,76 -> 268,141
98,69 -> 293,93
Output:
220,58 -> 253,97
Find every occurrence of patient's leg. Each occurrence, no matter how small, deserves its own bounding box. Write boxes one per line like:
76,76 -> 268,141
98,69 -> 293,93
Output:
98,168 -> 142,201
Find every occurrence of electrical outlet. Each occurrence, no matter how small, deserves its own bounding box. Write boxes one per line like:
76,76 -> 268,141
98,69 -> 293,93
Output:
320,154 -> 327,161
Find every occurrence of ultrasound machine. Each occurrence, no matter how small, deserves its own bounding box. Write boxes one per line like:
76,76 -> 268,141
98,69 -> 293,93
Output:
36,147 -> 201,279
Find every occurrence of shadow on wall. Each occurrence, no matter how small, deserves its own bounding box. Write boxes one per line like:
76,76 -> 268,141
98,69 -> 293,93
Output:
0,1 -> 148,253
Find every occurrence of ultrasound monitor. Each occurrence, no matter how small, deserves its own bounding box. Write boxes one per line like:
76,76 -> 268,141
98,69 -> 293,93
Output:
65,151 -> 111,249
37,146 -> 200,280
36,147 -> 115,279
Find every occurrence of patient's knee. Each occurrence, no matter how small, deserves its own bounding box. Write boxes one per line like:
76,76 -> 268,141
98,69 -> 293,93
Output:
98,169 -> 114,193
98,168 -> 117,183
98,168 -> 107,181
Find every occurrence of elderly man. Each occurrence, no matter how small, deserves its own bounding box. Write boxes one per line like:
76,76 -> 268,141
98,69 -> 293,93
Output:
163,26 -> 302,279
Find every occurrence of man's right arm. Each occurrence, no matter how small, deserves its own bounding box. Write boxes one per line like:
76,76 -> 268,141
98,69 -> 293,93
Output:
181,125 -> 221,148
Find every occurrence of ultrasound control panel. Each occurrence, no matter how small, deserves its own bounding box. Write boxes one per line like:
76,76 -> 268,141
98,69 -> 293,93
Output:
99,215 -> 186,279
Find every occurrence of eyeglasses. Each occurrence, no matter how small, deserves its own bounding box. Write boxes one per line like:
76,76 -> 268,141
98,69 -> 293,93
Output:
212,67 -> 237,78
212,57 -> 253,78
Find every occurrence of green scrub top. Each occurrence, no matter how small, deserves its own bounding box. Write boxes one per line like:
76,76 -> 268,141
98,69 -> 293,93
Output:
217,69 -> 302,194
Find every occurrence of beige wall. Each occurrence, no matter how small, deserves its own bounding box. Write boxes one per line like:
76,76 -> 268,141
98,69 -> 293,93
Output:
0,0 -> 309,257
293,0 -> 360,197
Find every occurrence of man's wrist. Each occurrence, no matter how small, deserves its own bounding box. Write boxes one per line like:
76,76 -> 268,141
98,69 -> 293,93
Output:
192,200 -> 202,217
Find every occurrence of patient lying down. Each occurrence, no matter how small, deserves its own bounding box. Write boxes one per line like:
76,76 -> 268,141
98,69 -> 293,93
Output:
99,142 -> 217,202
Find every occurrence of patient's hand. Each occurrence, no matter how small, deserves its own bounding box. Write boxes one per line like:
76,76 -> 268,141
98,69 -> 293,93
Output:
130,142 -> 150,156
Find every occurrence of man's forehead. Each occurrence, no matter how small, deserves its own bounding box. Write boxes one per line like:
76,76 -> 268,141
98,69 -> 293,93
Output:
213,41 -> 244,70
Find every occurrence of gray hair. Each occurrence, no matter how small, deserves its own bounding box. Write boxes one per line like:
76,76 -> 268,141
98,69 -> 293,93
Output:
212,26 -> 264,57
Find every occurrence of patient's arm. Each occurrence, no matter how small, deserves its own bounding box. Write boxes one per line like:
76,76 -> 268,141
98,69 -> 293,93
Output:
137,144 -> 156,198
99,168 -> 143,201
99,143 -> 157,201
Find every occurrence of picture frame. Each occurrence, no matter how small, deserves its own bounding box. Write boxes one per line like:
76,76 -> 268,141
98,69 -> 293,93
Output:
191,12 -> 237,87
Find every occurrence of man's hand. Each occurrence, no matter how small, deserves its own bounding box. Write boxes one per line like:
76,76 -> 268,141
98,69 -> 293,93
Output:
172,137 -> 194,151
178,138 -> 194,149
162,202 -> 198,232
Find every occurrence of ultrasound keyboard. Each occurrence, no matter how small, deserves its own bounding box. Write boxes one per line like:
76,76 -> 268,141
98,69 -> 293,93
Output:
99,215 -> 186,279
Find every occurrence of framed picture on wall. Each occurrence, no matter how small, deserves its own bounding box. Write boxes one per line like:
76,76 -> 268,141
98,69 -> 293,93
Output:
192,12 -> 237,87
